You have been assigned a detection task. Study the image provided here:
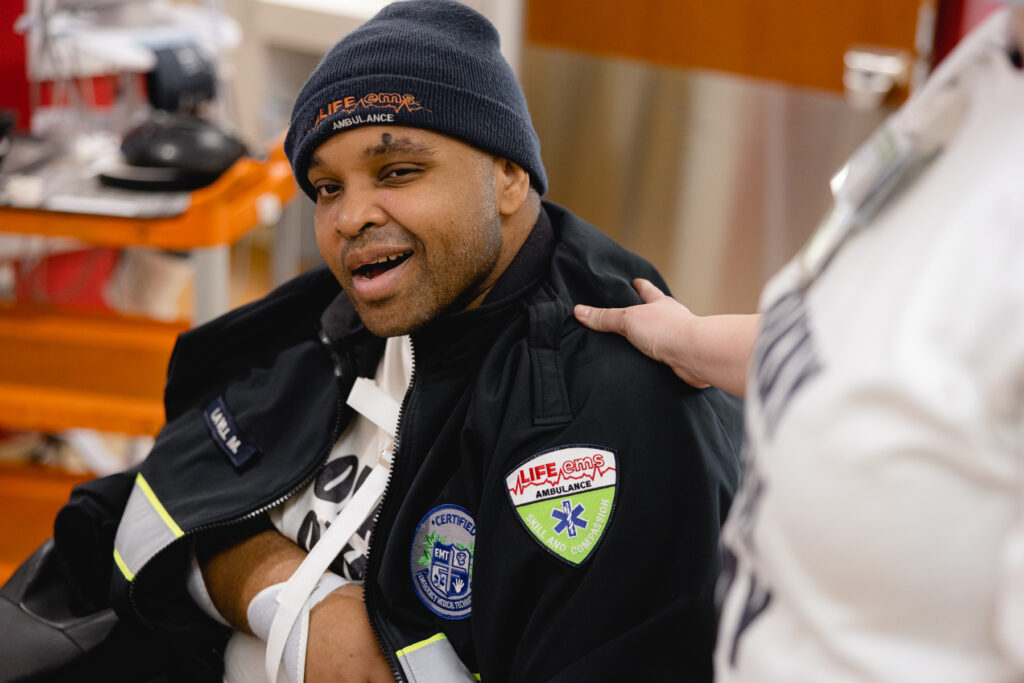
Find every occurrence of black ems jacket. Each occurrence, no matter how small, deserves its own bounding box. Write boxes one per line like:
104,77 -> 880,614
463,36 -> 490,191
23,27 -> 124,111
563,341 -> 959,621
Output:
43,202 -> 743,682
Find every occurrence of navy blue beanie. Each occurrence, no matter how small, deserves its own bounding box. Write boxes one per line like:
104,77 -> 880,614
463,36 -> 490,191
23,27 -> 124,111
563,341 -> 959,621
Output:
284,0 -> 547,200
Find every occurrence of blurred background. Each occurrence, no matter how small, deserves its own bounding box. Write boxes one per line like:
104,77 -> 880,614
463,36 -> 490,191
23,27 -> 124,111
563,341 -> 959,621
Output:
0,0 -> 1004,579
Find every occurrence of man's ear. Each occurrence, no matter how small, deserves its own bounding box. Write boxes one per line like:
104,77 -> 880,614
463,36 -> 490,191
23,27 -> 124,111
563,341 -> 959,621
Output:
495,158 -> 531,216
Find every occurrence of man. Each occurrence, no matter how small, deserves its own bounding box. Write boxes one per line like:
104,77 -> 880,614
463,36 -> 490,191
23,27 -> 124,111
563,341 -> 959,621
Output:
4,1 -> 742,681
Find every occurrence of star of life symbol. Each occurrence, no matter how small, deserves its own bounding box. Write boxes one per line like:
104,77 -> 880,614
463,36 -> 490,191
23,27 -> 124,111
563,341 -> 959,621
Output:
551,499 -> 588,538
429,543 -> 471,598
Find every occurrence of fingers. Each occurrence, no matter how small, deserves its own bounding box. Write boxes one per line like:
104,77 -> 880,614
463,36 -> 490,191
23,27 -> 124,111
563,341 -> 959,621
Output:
575,279 -> 667,332
632,278 -> 666,304
574,303 -> 626,334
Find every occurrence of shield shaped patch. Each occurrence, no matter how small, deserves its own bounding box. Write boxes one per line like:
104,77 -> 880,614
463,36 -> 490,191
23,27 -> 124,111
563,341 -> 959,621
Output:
428,543 -> 471,598
410,504 -> 475,619
505,445 -> 617,566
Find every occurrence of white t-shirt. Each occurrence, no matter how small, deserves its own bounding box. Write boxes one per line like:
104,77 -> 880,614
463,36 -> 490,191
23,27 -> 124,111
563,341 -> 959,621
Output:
716,11 -> 1024,682
269,334 -> 413,580
187,335 -> 412,615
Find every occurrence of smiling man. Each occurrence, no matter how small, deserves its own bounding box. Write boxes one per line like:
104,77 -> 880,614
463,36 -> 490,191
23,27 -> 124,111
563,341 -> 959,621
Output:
20,2 -> 743,682
308,126 -> 532,336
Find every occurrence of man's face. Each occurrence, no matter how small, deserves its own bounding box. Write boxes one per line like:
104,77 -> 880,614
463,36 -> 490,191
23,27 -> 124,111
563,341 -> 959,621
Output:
308,125 -> 505,337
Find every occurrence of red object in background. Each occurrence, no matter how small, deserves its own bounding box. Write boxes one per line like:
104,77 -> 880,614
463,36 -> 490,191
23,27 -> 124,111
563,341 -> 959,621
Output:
934,0 -> 1005,66
38,74 -> 137,109
14,248 -> 120,311
0,1 -> 30,132
0,2 -> 146,132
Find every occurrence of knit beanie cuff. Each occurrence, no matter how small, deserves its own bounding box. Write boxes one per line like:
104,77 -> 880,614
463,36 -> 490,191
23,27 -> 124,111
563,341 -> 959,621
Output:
286,73 -> 545,200
284,0 -> 547,201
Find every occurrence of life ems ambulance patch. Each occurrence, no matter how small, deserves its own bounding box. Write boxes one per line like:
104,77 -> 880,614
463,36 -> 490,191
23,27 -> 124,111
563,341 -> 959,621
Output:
505,446 -> 617,566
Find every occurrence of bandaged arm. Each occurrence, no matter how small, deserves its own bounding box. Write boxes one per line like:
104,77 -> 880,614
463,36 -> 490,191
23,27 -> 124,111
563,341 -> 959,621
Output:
197,527 -> 393,683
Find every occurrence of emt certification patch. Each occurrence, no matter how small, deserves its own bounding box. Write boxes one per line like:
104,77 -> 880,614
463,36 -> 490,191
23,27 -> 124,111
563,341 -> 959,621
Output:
505,446 -> 617,566
410,504 -> 475,619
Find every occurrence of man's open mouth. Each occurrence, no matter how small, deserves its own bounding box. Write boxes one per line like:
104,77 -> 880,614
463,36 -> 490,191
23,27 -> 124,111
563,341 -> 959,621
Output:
353,251 -> 413,280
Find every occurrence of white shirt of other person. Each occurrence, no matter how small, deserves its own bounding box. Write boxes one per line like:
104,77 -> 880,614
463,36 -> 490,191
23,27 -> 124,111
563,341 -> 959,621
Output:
716,10 -> 1024,682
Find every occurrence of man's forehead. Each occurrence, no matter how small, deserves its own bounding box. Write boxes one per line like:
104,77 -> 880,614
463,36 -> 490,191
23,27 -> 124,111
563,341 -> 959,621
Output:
308,126 -> 443,171
363,131 -> 437,159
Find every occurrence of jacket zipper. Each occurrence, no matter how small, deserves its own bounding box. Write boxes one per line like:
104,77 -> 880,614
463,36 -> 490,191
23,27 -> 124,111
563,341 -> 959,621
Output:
364,337 -> 416,682
126,327 -> 349,633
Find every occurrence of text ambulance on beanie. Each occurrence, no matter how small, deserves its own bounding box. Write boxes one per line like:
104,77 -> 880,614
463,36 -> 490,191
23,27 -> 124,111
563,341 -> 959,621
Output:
284,0 -> 548,201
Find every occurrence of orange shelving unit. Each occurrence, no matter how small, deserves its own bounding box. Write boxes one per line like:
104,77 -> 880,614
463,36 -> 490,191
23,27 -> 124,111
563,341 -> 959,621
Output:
0,154 -> 295,250
0,306 -> 188,435
0,144 -> 296,437
0,462 -> 94,583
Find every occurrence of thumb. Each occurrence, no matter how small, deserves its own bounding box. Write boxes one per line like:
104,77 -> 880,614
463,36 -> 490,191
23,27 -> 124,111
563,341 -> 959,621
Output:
574,304 -> 625,334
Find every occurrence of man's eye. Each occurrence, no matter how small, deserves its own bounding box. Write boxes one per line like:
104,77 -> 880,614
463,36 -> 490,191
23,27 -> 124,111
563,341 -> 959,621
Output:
316,183 -> 341,198
382,167 -> 420,181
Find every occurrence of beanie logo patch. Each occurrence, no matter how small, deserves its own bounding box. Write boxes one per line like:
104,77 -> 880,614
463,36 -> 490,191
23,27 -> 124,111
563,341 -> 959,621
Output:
310,93 -> 431,132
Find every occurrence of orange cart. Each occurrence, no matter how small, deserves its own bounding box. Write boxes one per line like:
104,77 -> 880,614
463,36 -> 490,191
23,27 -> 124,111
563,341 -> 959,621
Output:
0,146 -> 296,438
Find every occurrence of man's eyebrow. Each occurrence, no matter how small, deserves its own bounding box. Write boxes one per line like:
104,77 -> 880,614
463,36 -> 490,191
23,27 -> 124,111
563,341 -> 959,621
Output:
363,136 -> 436,159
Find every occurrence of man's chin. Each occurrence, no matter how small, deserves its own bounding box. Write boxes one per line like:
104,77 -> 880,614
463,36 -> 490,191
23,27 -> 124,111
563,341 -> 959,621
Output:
354,302 -> 432,339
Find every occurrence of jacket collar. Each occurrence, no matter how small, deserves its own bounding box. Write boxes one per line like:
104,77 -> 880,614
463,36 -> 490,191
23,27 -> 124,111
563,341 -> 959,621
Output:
410,206 -> 554,366
479,207 -> 554,306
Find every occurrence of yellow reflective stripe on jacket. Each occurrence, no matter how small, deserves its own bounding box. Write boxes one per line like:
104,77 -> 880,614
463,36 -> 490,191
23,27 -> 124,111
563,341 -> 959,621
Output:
112,473 -> 185,582
112,548 -> 135,582
396,633 -> 477,682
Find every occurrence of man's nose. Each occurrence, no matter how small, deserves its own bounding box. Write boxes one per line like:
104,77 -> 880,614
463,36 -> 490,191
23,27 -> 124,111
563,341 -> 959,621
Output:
334,188 -> 387,238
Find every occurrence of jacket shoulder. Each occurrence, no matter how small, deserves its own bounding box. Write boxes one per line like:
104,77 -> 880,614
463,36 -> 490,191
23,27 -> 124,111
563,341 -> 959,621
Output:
164,266 -> 343,419
543,201 -> 670,310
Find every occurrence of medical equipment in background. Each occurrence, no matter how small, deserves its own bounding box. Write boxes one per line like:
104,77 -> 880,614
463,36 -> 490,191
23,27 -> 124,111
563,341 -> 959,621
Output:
15,0 -> 240,135
0,0 -> 245,316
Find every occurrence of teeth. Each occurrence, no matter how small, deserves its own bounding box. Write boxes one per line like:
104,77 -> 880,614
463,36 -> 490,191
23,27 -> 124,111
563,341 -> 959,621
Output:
353,251 -> 412,279
369,252 -> 411,266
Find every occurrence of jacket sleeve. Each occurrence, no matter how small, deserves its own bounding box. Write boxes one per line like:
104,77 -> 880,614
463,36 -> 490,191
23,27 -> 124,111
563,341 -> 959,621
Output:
473,326 -> 743,682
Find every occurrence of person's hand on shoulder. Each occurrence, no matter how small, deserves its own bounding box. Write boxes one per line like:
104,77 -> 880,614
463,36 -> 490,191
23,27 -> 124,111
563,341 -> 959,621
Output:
574,278 -> 759,398
574,278 -> 710,388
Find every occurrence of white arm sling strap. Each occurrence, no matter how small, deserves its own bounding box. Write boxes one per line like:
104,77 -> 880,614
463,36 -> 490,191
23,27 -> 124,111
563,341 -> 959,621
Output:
264,377 -> 399,683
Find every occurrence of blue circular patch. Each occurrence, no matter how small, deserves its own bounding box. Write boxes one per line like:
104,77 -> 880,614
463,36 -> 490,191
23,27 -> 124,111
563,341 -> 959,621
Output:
410,504 -> 476,620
